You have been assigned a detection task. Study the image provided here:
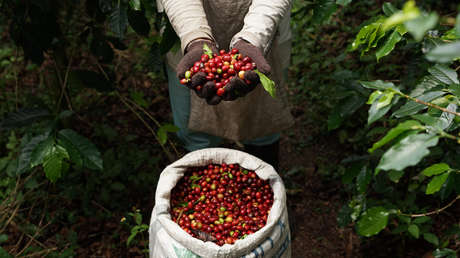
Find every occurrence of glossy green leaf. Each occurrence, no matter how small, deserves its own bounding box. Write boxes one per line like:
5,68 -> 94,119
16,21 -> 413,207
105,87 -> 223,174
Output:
0,108 -> 50,130
369,120 -> 421,153
160,21 -> 179,55
393,91 -> 445,118
433,248 -> 457,258
376,30 -> 402,61
422,163 -> 451,177
426,172 -> 450,195
203,43 -> 213,58
129,0 -> 141,10
449,84 -> 460,97
255,70 -> 276,98
405,12 -> 438,41
30,137 -> 54,167
412,114 -> 440,128
367,90 -> 382,105
16,134 -> 49,175
360,80 -> 396,91
388,170 -> 404,183
356,166 -> 372,194
128,9 -> 150,37
408,224 -> 420,239
382,2 -> 398,16
368,94 -> 398,125
43,146 -> 68,183
423,233 -> 439,246
435,103 -> 456,130
426,42 -> 460,63
377,134 -> 439,171
376,91 -> 395,110
110,5 -> 128,39
58,129 -> 103,170
312,0 -> 338,25
357,206 -> 389,237
350,18 -> 385,52
382,0 -> 420,31
157,123 -> 179,145
428,64 -> 459,85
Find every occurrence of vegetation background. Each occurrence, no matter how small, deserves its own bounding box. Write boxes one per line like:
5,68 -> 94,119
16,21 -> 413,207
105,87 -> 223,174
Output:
0,0 -> 458,257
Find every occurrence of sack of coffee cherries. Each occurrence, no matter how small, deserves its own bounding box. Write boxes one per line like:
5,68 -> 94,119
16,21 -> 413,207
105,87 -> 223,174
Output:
149,148 -> 291,258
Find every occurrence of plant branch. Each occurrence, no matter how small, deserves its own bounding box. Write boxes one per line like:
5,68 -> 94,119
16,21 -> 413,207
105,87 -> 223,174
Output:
117,92 -> 175,162
397,91 -> 460,117
399,195 -> 460,218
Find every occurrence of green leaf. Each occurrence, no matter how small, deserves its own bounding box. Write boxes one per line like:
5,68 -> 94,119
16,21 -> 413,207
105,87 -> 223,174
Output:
435,103 -> 456,130
408,224 -> 420,239
74,70 -> 114,92
110,5 -> 128,39
255,69 -> 276,98
368,94 -> 397,125
393,91 -> 445,118
377,134 -> 439,171
356,166 -> 372,194
449,84 -> 460,97
0,108 -> 50,130
357,206 -> 389,237
58,129 -> 103,170
405,12 -> 438,41
382,0 -> 420,31
360,80 -> 396,91
382,3 -> 398,16
350,17 -> 385,51
456,14 -> 460,37
428,64 -> 459,85
423,233 -> 439,246
160,21 -> 179,55
433,248 -> 457,258
203,43 -> 214,59
128,9 -> 150,37
157,124 -> 179,145
16,134 -> 49,175
43,153 -> 63,183
30,137 -> 54,167
312,0 -> 338,25
369,120 -> 421,153
426,172 -> 450,195
413,216 -> 431,224
335,0 -> 351,6
426,42 -> 460,63
0,234 -> 8,243
376,91 -> 395,110
412,114 -> 441,128
367,90 -> 382,105
129,0 -> 141,10
422,163 -> 451,177
130,91 -> 149,108
337,204 -> 353,227
388,170 -> 404,183
376,30 -> 402,61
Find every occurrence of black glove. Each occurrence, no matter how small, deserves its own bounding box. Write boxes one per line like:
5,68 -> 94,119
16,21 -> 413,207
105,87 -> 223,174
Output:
176,39 -> 218,98
222,40 -> 271,101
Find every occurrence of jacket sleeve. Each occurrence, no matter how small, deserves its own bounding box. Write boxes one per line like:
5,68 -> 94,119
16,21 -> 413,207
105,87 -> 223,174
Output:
230,0 -> 292,54
159,0 -> 215,53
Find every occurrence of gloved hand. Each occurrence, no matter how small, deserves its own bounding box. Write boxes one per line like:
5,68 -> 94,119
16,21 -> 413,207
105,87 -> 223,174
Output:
176,39 -> 218,101
222,40 -> 271,101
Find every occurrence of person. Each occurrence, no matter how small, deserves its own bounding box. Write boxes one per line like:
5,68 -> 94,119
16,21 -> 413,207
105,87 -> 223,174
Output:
157,0 -> 294,170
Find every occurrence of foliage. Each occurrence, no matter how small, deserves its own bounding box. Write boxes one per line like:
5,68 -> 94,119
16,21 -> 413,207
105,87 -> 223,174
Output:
338,1 -> 460,255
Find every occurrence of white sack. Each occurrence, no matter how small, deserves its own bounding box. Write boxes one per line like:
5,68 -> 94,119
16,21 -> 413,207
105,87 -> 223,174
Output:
149,148 -> 291,258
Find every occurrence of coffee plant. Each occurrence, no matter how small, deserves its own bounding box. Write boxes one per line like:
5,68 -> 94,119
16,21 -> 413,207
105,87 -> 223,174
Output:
338,1 -> 459,256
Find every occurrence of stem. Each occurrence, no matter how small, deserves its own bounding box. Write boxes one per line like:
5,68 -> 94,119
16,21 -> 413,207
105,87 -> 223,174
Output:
56,52 -> 74,111
123,97 -> 180,157
14,47 -> 19,111
399,195 -> 460,218
396,91 -> 460,117
117,92 -> 175,162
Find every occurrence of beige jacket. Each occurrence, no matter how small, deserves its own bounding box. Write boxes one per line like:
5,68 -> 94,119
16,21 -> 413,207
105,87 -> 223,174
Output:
158,0 -> 294,141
